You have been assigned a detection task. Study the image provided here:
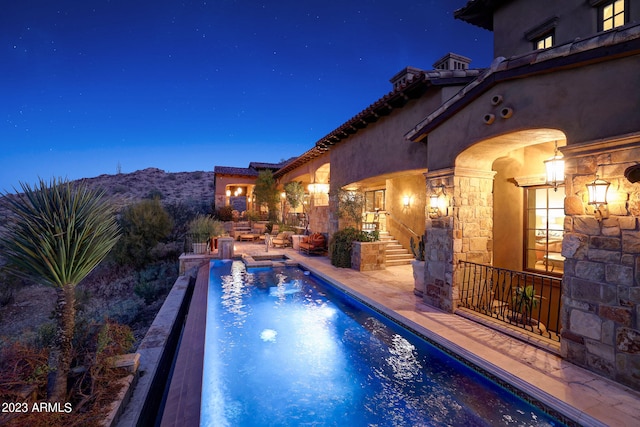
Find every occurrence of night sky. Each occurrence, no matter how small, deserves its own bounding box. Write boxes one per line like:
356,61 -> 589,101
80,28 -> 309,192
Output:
1,0 -> 492,192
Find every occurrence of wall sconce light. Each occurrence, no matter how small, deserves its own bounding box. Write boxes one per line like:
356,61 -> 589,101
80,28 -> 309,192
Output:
237,187 -> 242,195
429,184 -> 446,218
544,141 -> 564,191
586,173 -> 610,221
226,189 -> 231,197
402,195 -> 410,208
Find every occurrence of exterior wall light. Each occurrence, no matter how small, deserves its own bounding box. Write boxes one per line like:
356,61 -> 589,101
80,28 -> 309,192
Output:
586,175 -> 610,221
226,189 -> 231,197
429,184 -> 446,218
544,141 -> 564,191
403,195 -> 410,207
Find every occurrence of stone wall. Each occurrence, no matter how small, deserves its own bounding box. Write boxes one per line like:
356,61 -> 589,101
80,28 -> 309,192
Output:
561,137 -> 640,390
423,168 -> 495,312
351,241 -> 387,271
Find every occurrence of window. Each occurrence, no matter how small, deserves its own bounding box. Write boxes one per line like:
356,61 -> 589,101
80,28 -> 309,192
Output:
600,0 -> 627,31
365,190 -> 385,212
534,34 -> 554,50
524,187 -> 565,275
525,17 -> 557,52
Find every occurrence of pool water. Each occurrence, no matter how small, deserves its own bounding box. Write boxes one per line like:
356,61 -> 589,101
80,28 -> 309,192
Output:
201,260 -> 564,427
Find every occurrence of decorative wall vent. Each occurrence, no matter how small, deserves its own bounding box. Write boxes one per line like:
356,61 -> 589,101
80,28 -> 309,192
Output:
624,164 -> 640,183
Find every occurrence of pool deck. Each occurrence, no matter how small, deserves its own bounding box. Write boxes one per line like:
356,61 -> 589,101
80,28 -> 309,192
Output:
161,242 -> 640,426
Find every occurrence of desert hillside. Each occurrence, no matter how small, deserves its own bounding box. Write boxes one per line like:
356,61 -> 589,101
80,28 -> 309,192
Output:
0,167 -> 216,230
76,167 -> 215,209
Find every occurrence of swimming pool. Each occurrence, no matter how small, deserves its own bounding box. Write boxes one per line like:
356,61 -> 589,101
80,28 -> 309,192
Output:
201,260 -> 565,426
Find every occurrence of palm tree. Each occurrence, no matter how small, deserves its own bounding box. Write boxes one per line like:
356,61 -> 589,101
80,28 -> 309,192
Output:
0,178 -> 120,401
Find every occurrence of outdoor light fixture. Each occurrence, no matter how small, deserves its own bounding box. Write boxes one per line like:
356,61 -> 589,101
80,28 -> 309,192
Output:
226,189 -> 231,197
308,183 -> 329,194
544,141 -> 564,191
403,195 -> 410,207
586,171 -> 610,221
237,187 -> 242,195
429,184 -> 446,218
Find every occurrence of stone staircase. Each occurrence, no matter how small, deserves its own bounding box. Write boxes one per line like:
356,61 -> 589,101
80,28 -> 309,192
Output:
379,231 -> 414,266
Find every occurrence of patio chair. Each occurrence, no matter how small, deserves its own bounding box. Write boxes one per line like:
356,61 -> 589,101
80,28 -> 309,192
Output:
299,232 -> 326,255
271,231 -> 292,248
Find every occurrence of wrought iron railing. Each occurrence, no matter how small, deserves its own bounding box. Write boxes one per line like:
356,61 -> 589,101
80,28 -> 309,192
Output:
457,260 -> 562,341
185,233 -> 213,254
384,211 -> 419,238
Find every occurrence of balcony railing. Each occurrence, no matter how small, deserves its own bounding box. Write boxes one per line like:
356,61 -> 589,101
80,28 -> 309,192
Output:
457,260 -> 562,341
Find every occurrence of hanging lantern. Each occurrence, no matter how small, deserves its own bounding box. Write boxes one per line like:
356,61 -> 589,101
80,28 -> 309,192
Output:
544,141 -> 564,191
586,177 -> 610,205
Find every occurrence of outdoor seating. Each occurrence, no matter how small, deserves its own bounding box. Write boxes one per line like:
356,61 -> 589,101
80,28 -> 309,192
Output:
298,232 -> 326,255
271,231 -> 293,248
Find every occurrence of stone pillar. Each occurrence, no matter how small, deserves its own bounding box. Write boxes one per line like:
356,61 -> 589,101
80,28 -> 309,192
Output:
561,136 -> 640,391
218,237 -> 235,259
423,168 -> 495,312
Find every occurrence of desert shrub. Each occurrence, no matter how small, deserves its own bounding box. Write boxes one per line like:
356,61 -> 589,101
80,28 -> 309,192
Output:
146,189 -> 164,200
112,199 -> 173,267
134,262 -> 177,304
104,298 -> 143,325
329,227 -> 379,268
34,322 -> 56,350
187,214 -> 225,237
112,184 -> 128,194
215,205 -> 234,221
0,270 -> 19,307
0,340 -> 49,402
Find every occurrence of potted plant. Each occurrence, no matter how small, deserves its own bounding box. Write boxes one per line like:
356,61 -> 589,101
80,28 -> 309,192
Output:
410,235 -> 426,296
188,214 -> 225,254
510,285 -> 542,330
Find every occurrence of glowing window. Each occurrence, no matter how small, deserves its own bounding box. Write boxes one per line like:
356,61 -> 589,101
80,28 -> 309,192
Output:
601,0 -> 626,31
535,34 -> 553,50
525,186 -> 565,275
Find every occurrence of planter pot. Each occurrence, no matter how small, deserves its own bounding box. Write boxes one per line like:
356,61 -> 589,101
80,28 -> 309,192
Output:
192,242 -> 208,254
411,260 -> 426,296
291,234 -> 305,250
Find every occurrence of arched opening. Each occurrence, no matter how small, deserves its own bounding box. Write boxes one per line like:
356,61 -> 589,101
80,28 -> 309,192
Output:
446,129 -> 567,343
455,128 -> 567,274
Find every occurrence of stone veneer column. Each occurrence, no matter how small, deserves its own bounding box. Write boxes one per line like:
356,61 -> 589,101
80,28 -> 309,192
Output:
423,168 -> 495,312
561,136 -> 640,390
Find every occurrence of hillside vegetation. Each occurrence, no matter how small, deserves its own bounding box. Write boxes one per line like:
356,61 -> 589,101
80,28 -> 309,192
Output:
0,168 -> 215,425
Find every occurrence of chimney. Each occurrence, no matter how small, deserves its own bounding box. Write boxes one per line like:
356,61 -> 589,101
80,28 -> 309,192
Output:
432,53 -> 472,71
389,66 -> 423,90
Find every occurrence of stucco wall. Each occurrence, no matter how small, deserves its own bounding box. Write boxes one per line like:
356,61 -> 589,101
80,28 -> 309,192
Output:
492,0 -> 640,58
386,174 -> 427,251
425,54 -> 640,172
494,1 -> 595,58
328,94 -> 437,189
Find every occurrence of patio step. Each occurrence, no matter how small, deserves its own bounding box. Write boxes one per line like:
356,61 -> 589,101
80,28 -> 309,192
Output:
378,231 -> 413,266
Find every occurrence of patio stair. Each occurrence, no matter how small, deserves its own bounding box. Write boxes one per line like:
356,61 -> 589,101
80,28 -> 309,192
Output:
379,231 -> 414,266
232,221 -> 252,239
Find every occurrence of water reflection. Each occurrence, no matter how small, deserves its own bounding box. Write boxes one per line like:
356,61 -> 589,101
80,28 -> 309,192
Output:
204,261 -> 562,427
220,261 -> 249,326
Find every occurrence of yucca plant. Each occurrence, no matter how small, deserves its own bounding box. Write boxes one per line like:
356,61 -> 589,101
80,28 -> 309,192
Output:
0,178 -> 120,401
